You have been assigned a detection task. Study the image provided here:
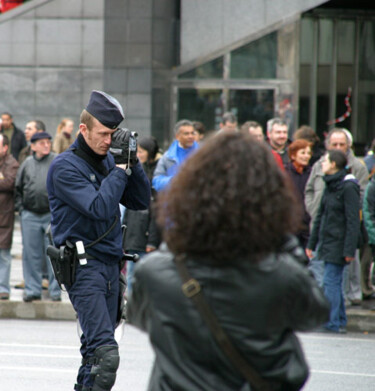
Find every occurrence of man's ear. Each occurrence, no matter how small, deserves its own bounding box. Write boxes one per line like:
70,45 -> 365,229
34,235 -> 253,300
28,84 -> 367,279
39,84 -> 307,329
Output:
79,123 -> 87,136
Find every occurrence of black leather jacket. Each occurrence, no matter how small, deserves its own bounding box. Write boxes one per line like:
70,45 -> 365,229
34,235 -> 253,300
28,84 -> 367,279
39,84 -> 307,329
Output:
127,245 -> 329,391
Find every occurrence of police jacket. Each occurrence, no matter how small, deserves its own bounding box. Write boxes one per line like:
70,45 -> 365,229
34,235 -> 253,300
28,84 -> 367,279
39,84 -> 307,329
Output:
46,138 -> 150,264
127,246 -> 329,391
307,169 -> 360,265
15,152 -> 56,215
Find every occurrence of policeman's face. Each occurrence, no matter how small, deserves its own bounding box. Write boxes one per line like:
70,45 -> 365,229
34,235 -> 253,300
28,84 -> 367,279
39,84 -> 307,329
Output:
1,114 -> 12,129
176,125 -> 196,149
31,138 -> 51,158
24,121 -> 38,142
80,118 -> 115,155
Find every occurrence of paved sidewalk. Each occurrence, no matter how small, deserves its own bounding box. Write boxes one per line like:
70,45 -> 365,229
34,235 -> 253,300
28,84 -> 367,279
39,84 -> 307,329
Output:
0,216 -> 75,320
2,217 -> 375,332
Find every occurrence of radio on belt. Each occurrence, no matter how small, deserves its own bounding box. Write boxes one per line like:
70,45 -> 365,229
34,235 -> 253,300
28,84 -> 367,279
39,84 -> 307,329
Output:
76,241 -> 87,265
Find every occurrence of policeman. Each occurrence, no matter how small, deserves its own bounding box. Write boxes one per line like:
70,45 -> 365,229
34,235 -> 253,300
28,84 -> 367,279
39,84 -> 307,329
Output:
46,91 -> 150,391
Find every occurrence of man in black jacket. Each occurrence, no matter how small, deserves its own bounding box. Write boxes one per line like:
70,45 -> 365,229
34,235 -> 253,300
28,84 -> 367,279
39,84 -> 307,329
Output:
1,112 -> 26,161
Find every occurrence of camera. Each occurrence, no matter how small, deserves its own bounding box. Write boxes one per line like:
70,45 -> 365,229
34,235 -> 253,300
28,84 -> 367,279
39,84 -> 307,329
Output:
109,128 -> 138,166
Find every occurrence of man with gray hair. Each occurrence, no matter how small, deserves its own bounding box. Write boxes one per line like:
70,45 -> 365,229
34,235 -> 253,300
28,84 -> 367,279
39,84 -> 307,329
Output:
305,128 -> 368,305
153,119 -> 199,192
267,117 -> 290,167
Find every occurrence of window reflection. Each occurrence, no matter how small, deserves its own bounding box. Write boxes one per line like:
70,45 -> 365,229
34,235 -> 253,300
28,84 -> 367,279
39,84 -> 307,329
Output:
229,90 -> 274,131
178,57 -> 223,79
178,89 -> 223,131
230,32 -> 277,79
358,21 -> 375,143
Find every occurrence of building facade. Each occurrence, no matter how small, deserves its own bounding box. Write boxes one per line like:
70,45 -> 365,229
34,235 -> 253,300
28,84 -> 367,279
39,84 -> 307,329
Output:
0,0 -> 374,152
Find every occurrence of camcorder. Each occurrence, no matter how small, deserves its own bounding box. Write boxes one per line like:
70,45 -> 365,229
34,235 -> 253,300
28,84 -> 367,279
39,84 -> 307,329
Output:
109,128 -> 138,171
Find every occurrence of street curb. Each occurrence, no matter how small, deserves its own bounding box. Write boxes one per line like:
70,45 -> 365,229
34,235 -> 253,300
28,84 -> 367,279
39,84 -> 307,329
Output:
0,301 -> 76,321
0,302 -> 375,332
346,308 -> 375,333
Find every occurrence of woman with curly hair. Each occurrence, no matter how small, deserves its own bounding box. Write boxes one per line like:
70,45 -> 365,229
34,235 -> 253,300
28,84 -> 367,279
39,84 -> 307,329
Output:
127,132 -> 329,391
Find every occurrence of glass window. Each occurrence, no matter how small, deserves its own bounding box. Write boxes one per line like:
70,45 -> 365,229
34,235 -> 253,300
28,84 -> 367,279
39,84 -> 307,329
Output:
300,18 -> 314,65
338,20 -> 355,65
357,92 -> 375,145
318,19 -> 333,65
178,57 -> 223,79
299,65 -> 311,126
230,32 -> 277,79
316,65 -> 330,136
359,21 -> 375,81
358,21 -> 375,144
178,89 -> 223,131
152,87 -> 169,146
229,89 -> 274,131
334,65 -> 354,132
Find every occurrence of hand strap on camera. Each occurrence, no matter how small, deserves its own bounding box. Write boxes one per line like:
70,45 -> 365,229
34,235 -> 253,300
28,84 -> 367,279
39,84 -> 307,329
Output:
174,254 -> 276,391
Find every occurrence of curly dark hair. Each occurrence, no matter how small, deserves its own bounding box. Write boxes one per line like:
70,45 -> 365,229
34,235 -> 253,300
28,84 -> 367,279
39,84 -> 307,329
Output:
156,132 -> 301,265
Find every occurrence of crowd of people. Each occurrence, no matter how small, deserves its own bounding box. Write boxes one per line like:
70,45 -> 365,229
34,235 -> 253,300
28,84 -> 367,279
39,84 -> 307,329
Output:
127,112 -> 375,338
1,99 -> 375,389
0,113 -> 75,301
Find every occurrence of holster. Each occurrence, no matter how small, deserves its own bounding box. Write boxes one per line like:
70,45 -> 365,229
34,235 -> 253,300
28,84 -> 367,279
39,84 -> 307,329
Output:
47,241 -> 78,289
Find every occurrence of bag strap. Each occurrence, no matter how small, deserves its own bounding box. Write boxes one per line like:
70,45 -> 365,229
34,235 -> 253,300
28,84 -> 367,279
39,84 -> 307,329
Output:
174,254 -> 275,391
85,215 -> 118,249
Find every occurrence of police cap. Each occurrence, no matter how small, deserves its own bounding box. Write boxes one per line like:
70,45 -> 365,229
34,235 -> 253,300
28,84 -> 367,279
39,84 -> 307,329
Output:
86,90 -> 125,129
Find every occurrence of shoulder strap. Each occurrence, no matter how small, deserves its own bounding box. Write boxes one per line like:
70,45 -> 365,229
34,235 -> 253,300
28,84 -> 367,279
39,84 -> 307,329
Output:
85,215 -> 118,249
174,254 -> 276,391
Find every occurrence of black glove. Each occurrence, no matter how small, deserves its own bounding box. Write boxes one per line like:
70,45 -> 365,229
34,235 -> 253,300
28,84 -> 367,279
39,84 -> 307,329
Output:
110,128 -> 138,165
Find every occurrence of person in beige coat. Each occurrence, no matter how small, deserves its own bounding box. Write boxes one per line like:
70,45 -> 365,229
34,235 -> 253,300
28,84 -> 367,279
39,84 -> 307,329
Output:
53,118 -> 74,154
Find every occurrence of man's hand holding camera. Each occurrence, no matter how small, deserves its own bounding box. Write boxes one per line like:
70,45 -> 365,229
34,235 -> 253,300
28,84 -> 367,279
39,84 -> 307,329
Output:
110,128 -> 138,175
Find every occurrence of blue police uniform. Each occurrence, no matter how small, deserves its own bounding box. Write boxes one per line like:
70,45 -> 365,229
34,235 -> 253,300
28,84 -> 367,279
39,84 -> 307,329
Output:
46,91 -> 150,391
